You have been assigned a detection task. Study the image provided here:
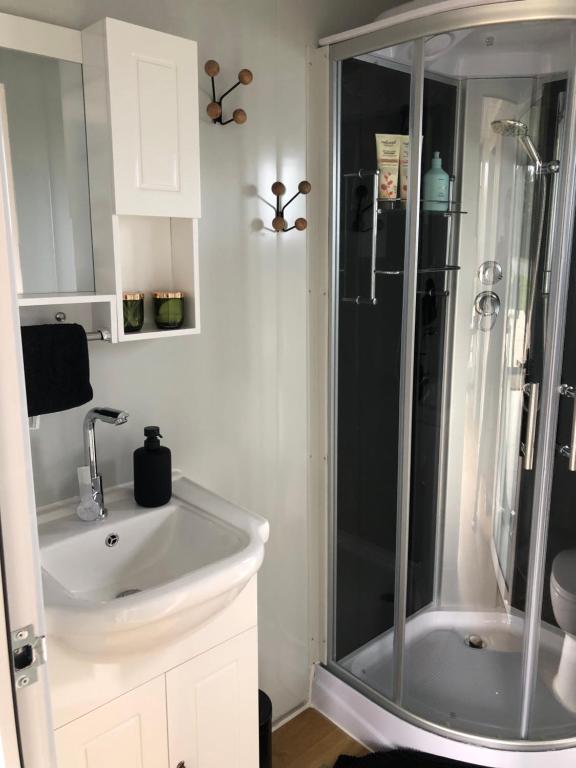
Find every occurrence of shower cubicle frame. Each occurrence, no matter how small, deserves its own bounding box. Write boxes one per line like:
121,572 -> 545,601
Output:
325,0 -> 576,751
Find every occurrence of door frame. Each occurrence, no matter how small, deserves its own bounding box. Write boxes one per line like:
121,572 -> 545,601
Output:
0,13 -> 80,765
0,86 -> 57,765
0,546 -> 21,768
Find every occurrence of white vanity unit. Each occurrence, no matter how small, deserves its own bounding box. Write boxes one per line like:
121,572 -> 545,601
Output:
5,14 -> 202,342
39,476 -> 269,768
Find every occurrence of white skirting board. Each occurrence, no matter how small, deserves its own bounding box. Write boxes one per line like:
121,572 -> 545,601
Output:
310,665 -> 576,767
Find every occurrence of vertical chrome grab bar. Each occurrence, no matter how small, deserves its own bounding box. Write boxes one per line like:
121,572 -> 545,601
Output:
523,383 -> 540,471
369,171 -> 379,305
341,170 -> 379,306
559,384 -> 576,471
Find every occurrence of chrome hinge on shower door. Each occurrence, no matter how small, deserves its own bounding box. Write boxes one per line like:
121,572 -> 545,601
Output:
11,624 -> 46,689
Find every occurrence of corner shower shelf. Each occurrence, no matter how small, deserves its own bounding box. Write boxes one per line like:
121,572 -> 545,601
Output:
376,199 -> 467,215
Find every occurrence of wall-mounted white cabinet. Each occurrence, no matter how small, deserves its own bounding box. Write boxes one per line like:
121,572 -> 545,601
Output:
83,18 -> 201,219
82,17 -> 202,341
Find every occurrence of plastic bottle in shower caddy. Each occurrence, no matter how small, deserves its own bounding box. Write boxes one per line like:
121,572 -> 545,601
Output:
423,151 -> 449,212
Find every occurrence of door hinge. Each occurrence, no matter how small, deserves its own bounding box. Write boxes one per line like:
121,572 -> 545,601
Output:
11,624 -> 46,689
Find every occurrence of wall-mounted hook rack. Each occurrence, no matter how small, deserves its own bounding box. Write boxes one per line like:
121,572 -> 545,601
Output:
271,180 -> 311,233
205,60 -> 253,125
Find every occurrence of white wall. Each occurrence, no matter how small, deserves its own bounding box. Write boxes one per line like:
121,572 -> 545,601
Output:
2,0 -> 400,720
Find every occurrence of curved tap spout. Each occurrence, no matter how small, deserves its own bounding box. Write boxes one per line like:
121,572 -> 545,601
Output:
77,407 -> 129,522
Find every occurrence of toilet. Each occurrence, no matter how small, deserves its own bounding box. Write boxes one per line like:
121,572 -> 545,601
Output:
551,548 -> 576,712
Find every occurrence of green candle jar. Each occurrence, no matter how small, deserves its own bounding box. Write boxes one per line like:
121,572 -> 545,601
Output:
153,291 -> 185,330
123,292 -> 145,333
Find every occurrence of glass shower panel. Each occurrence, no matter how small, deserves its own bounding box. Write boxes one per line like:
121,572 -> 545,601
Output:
402,22 -> 572,739
333,45 -> 415,698
528,41 -> 576,739
529,231 -> 576,741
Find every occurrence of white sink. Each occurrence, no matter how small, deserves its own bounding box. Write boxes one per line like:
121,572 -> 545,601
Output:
38,476 -> 269,657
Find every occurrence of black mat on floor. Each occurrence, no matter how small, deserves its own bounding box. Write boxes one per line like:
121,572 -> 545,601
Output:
334,750 -> 487,767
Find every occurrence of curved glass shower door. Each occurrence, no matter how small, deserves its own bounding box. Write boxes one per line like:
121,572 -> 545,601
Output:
329,14 -> 576,747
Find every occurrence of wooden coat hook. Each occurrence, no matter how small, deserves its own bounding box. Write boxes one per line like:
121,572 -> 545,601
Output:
205,60 -> 253,125
271,181 -> 311,233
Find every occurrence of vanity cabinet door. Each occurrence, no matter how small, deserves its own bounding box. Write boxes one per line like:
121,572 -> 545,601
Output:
167,628 -> 259,768
100,18 -> 201,218
54,676 -> 169,768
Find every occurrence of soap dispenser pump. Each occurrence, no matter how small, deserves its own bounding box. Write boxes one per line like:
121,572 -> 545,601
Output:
133,426 -> 172,507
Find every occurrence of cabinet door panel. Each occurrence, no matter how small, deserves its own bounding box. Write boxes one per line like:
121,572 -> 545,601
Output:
105,18 -> 201,218
54,676 -> 168,768
167,628 -> 259,768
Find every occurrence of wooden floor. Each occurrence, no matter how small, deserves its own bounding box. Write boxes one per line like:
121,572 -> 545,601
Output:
272,708 -> 368,768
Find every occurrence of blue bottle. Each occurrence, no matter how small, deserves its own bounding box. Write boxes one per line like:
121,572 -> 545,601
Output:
423,151 -> 449,212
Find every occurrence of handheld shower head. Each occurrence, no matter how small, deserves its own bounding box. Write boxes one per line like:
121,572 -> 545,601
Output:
491,119 -> 528,137
491,118 -> 543,169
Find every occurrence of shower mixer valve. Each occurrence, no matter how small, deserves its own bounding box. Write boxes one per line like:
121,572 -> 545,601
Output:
474,291 -> 500,332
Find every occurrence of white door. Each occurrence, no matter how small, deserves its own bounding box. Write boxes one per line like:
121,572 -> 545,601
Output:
0,86 -> 57,767
54,677 -> 169,768
166,628 -> 259,768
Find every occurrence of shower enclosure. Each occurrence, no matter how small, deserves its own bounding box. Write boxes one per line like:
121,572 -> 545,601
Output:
326,0 -> 576,750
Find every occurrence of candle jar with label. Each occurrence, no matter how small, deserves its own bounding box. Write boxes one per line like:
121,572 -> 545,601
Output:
123,291 -> 145,333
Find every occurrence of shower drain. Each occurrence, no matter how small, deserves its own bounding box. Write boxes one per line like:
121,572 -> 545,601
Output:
115,588 -> 142,599
465,634 -> 487,649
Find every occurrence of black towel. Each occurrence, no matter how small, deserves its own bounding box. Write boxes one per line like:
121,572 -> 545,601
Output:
335,750 -> 486,767
20,323 -> 93,417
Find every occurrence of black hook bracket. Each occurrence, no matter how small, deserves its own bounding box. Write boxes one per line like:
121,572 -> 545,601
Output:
205,60 -> 253,125
271,180 -> 311,233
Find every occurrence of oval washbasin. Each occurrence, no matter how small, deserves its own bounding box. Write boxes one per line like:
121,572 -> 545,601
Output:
39,476 -> 269,657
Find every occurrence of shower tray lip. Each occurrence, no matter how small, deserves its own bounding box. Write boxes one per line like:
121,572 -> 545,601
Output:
331,606 -> 572,750
316,661 -> 576,755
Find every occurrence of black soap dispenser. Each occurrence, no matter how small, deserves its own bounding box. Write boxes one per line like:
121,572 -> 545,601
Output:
133,426 -> 172,507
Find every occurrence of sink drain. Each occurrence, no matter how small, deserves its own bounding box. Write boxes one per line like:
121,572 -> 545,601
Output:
465,634 -> 486,649
115,588 -> 141,599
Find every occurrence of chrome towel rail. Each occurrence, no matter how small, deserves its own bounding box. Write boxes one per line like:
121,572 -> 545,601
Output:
86,329 -> 112,342
54,311 -> 111,342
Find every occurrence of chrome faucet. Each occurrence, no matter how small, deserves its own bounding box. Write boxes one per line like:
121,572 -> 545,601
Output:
76,407 -> 129,522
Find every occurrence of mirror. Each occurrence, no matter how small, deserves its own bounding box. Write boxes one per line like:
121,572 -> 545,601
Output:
0,48 -> 94,294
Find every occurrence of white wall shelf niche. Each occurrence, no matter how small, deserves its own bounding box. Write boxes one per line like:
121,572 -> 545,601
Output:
113,216 -> 200,343
18,293 -> 117,343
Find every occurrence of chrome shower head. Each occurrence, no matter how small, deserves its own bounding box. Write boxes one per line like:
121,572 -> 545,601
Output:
491,118 -> 543,168
491,119 -> 528,137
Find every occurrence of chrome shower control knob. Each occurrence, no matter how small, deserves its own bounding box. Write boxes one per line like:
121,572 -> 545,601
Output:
474,291 -> 500,317
474,291 -> 500,332
478,261 -> 503,285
